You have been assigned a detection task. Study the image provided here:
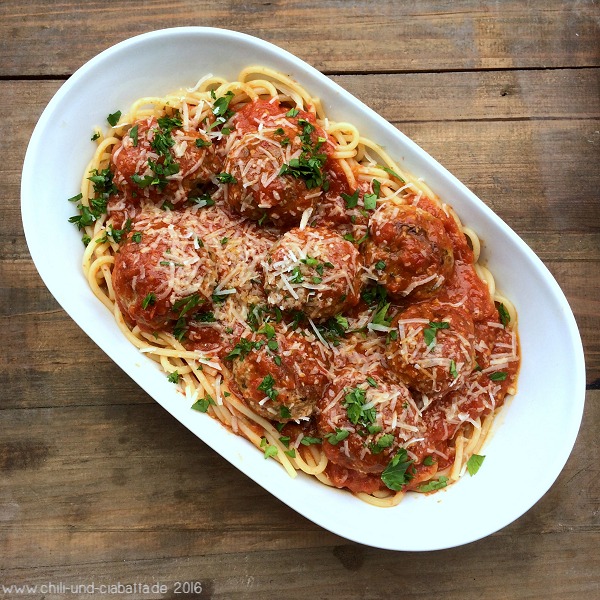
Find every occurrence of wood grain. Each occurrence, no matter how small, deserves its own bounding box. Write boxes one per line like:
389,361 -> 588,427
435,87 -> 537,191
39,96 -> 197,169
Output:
0,1 -> 598,77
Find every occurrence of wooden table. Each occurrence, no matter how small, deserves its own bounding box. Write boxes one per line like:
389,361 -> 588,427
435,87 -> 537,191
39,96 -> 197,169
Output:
1,1 -> 598,598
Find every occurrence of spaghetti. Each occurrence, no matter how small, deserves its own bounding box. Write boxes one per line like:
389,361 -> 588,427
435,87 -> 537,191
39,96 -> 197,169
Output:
70,67 -> 520,506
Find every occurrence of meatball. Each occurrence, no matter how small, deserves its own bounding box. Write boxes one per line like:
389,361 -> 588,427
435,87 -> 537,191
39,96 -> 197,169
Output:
316,366 -> 424,474
364,201 -> 454,301
387,301 -> 476,396
113,211 -> 218,332
111,116 -> 221,204
222,114 -> 328,226
262,227 -> 363,319
228,323 -> 330,422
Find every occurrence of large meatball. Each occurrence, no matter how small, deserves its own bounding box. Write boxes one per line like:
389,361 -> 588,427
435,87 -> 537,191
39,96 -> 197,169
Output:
113,211 -> 218,332
228,323 -> 330,422
364,201 -> 454,300
387,301 -> 476,396
316,366 -> 424,474
262,227 -> 363,319
222,108 -> 328,226
111,116 -> 221,204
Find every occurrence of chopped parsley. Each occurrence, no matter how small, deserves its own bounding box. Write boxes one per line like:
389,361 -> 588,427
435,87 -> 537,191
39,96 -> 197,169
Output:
317,314 -> 349,346
300,436 -> 322,446
286,108 -> 299,117
260,437 -> 278,459
466,454 -> 485,476
157,114 -> 183,132
363,193 -> 377,210
374,260 -> 386,271
107,110 -> 121,126
279,155 -> 326,189
68,168 -> 116,229
191,394 -> 215,413
449,359 -> 458,379
216,172 -> 237,184
211,91 -> 235,126
325,429 -> 350,445
381,166 -> 405,183
289,266 -> 304,284
497,303 -> 511,327
141,292 -> 156,310
257,374 -> 278,400
423,321 -> 450,347
279,406 -> 292,419
90,131 -> 100,141
172,294 -> 204,341
370,302 -> 392,328
370,433 -> 395,454
129,124 -> 139,147
131,231 -> 142,243
361,283 -> 387,306
423,455 -> 435,466
196,312 -> 216,323
381,448 -> 414,491
341,189 -> 359,209
195,138 -> 212,148
167,371 -> 180,384
343,387 -> 376,428
278,114 -> 326,189
489,371 -> 508,381
189,193 -> 215,208
418,476 -> 448,493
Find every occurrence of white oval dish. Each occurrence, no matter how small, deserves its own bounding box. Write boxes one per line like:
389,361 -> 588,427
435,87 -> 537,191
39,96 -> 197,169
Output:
21,27 -> 586,551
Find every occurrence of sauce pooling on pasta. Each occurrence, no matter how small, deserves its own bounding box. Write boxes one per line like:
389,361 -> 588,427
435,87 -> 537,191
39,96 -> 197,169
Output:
73,68 -> 519,506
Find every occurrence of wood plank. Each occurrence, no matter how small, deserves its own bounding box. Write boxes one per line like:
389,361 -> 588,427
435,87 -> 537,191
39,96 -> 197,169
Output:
0,392 -> 597,598
331,68 -> 600,122
0,532 -> 598,599
0,1 -> 598,77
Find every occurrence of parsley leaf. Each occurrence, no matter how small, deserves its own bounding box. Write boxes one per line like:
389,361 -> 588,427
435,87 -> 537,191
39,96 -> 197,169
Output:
418,476 -> 448,492
467,454 -> 485,476
381,166 -> 405,183
141,292 -> 156,310
341,190 -> 359,209
363,193 -> 377,210
279,155 -> 326,189
497,303 -> 511,327
325,429 -> 350,445
129,124 -> 138,147
300,436 -> 322,446
107,110 -> 121,126
216,172 -> 237,183
489,371 -> 507,381
370,433 -> 395,454
167,371 -> 180,384
381,449 -> 414,491
343,387 -> 376,427
449,359 -> 458,379
423,321 -> 450,347
191,394 -> 215,413
257,374 -> 278,400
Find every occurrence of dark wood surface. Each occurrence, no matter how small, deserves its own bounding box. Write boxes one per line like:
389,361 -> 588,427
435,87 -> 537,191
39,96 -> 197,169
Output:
1,1 -> 598,598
